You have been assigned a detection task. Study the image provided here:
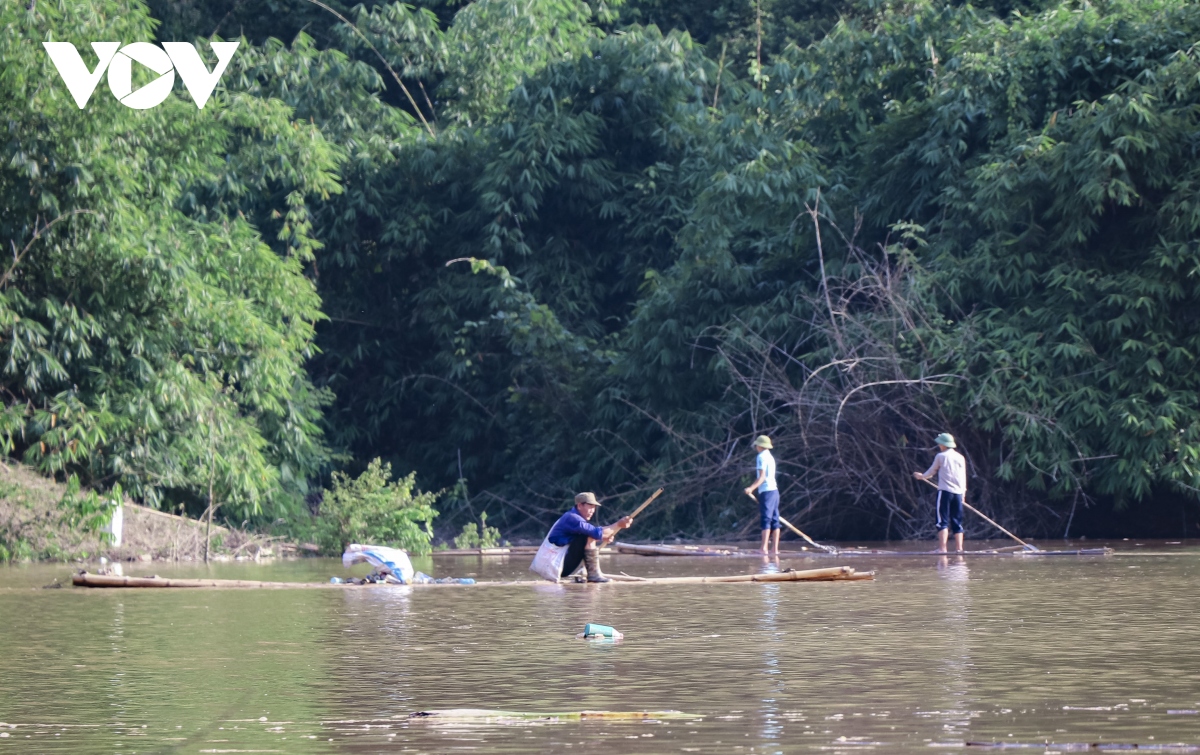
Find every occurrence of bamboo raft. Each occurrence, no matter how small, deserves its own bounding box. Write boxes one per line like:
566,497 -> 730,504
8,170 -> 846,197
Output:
835,547 -> 1113,557
613,543 -> 1113,557
422,542 -> 1118,558
71,565 -> 871,590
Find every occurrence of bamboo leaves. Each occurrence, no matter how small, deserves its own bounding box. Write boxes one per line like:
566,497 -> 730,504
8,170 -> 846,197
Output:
1,0 -> 336,520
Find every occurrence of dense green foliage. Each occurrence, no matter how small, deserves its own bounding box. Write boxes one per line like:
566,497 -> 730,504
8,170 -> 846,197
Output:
4,0 -> 1199,541
1,0 -> 338,522
776,0 -> 1200,530
313,458 -> 438,554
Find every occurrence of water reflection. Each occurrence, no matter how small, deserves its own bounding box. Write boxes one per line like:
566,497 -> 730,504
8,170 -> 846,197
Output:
759,583 -> 785,753
341,585 -> 415,711
935,554 -> 974,742
106,601 -> 126,733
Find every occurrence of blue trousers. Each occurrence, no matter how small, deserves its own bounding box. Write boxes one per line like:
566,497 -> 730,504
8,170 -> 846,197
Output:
759,489 -> 780,530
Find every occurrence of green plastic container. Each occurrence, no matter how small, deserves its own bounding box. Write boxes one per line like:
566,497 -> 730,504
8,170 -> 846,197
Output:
583,623 -> 617,638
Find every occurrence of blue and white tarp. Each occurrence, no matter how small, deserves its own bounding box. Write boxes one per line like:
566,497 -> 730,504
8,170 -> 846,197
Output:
342,543 -> 415,584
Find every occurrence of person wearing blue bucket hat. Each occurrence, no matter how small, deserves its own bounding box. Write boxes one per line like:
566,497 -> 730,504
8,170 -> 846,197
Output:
743,435 -> 781,555
913,433 -> 967,553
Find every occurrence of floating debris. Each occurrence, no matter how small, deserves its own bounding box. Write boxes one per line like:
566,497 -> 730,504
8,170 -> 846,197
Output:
408,709 -> 700,722
966,743 -> 1200,752
578,623 -> 623,640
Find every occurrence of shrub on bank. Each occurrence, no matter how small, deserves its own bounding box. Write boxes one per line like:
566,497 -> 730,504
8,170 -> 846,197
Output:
452,512 -> 503,550
313,459 -> 439,556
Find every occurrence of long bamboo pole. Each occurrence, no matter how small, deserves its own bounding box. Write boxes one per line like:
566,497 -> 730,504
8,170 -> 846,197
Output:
627,488 -> 664,520
604,488 -> 665,550
778,515 -> 838,554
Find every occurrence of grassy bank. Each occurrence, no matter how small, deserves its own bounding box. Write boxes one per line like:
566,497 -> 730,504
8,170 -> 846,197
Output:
0,462 -> 285,563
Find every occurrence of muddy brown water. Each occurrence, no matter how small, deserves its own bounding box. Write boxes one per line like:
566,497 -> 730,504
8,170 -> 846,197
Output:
1,541 -> 1198,754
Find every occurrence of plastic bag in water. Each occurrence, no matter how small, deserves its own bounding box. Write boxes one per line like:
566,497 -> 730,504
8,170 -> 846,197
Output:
411,571 -> 476,585
342,544 -> 415,584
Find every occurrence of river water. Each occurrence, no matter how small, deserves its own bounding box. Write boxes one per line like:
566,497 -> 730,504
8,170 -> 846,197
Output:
1,542 -> 1198,754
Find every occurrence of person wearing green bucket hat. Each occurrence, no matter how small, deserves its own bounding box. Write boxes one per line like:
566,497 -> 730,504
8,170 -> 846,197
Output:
743,435 -> 781,555
913,433 -> 967,553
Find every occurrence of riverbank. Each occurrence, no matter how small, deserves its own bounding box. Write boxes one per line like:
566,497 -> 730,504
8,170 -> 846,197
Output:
0,462 -> 284,563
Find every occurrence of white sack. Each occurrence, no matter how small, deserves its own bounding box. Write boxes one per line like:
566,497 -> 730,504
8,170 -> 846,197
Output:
529,537 -> 567,582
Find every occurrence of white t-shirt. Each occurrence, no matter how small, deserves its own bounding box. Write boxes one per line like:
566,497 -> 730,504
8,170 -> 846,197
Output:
756,450 -> 778,492
924,449 -> 967,494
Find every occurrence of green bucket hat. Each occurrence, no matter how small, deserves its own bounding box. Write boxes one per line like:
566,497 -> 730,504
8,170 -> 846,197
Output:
934,433 -> 956,448
752,435 -> 773,449
574,491 -> 601,506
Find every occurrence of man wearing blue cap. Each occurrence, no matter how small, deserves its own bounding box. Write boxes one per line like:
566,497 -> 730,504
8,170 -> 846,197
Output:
913,433 -> 967,553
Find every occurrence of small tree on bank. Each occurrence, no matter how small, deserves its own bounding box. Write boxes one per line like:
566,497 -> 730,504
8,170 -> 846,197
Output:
316,459 -> 438,556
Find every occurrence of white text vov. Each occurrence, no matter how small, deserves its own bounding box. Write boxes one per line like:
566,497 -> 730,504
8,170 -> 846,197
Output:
43,41 -> 240,110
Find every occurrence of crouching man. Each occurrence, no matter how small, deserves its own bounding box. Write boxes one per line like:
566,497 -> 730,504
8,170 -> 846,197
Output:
548,492 -> 632,583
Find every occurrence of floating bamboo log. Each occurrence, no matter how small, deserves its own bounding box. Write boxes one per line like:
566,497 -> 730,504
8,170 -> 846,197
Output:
613,543 -> 743,557
431,546 -> 540,556
410,709 -> 702,722
72,574 -> 342,589
604,566 -> 873,584
72,565 -> 872,590
613,543 -> 1115,558
828,547 -> 1114,557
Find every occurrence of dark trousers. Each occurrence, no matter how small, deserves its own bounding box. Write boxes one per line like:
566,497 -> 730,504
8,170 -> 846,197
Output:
936,491 -> 964,534
560,534 -> 590,578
